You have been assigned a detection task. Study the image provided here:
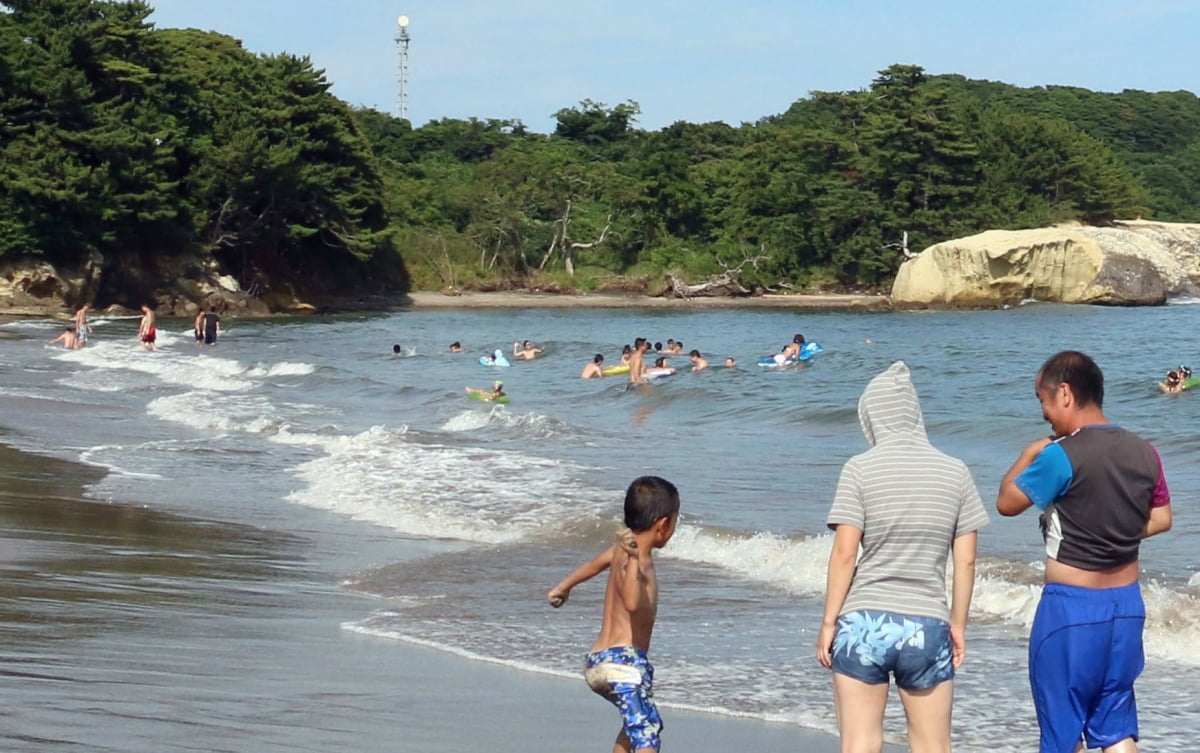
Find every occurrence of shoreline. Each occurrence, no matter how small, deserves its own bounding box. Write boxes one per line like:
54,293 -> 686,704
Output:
400,289 -> 893,310
0,289 -> 893,320
0,438 -> 902,753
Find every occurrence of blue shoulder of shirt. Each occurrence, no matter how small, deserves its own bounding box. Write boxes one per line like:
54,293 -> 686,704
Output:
1014,441 -> 1073,511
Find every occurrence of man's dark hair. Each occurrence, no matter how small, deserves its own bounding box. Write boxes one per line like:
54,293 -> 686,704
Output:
593,353 -> 603,363
654,342 -> 663,351
634,337 -> 646,350
624,476 -> 680,532
393,344 -> 402,354
1039,350 -> 1104,407
689,349 -> 701,358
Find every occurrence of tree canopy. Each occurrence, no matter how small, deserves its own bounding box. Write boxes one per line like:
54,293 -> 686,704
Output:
4,0 -> 1198,303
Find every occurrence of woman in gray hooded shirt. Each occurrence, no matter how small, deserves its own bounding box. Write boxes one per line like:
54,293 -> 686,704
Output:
816,361 -> 989,753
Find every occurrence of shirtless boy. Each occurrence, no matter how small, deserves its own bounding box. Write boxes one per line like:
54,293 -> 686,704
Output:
513,340 -> 543,360
50,326 -> 81,350
582,354 -> 605,379
73,304 -> 92,346
688,350 -> 707,371
193,310 -> 205,345
548,476 -> 680,753
628,338 -> 649,384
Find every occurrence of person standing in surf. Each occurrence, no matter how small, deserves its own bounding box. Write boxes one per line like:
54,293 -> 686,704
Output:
628,338 -> 649,384
137,305 -> 157,351
202,306 -> 221,345
547,476 -> 680,753
997,350 -> 1172,753
817,361 -> 988,753
73,304 -> 92,346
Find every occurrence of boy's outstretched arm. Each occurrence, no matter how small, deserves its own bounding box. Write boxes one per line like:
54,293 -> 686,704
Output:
547,546 -> 616,607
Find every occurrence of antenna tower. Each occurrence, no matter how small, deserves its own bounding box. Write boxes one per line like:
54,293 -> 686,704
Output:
394,15 -> 411,120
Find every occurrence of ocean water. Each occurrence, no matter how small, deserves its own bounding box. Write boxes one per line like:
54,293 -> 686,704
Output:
2,302 -> 1199,751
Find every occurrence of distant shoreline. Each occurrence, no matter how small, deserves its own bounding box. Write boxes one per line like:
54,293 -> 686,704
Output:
0,289 -> 893,319
401,290 -> 892,311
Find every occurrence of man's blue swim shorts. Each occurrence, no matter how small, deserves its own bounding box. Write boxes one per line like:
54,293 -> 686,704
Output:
830,609 -> 954,690
584,646 -> 662,751
1029,581 -> 1145,753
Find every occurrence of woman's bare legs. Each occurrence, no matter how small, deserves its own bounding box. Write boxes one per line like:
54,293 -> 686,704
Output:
832,672 -> 889,753
897,680 -> 953,753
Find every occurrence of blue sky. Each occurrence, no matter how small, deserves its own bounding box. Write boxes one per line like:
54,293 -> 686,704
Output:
146,0 -> 1200,133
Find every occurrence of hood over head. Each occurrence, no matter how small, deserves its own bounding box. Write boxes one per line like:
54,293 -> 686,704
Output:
858,361 -> 927,446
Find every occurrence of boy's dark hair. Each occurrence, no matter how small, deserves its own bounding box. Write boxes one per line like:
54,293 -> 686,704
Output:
689,349 -> 701,358
654,356 -> 667,367
654,342 -> 663,351
624,476 -> 680,532
393,344 -> 402,353
1039,350 -> 1104,407
593,353 -> 604,363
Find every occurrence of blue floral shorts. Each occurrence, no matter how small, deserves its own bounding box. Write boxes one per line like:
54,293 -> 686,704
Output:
584,646 -> 662,751
831,610 -> 954,690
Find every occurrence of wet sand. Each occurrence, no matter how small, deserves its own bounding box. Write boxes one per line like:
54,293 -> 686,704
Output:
0,443 -> 902,752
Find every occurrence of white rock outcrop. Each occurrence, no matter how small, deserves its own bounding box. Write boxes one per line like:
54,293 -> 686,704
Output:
892,221 -> 1200,306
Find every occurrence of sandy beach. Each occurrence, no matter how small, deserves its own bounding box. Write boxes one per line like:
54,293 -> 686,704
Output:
0,442 -> 903,753
402,289 -> 892,311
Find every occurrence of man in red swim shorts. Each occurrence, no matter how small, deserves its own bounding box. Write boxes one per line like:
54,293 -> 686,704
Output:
138,305 -> 157,351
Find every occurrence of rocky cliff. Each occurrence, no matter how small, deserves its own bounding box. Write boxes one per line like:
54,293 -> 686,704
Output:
0,252 -> 270,317
891,221 -> 1200,307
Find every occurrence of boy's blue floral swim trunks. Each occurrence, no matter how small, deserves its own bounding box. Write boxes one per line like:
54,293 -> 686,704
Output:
831,610 -> 954,690
583,646 -> 663,751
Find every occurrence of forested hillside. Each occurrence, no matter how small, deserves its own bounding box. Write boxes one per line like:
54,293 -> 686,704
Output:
3,0 -> 1199,305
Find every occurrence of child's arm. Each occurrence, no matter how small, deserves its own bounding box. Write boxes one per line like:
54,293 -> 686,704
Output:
547,546 -> 617,607
617,530 -> 648,614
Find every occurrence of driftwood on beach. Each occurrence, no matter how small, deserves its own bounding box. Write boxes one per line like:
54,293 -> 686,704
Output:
662,251 -> 774,299
663,274 -> 751,299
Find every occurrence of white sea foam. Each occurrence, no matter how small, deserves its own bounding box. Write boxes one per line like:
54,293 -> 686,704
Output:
58,341 -> 319,398
0,319 -> 60,331
284,425 -> 607,544
61,341 -> 255,392
667,526 -> 832,595
146,392 -> 284,435
440,407 -> 578,440
440,409 -> 494,432
342,620 -> 581,679
55,373 -> 125,392
77,444 -> 166,479
245,361 -> 316,377
669,526 -> 1200,665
